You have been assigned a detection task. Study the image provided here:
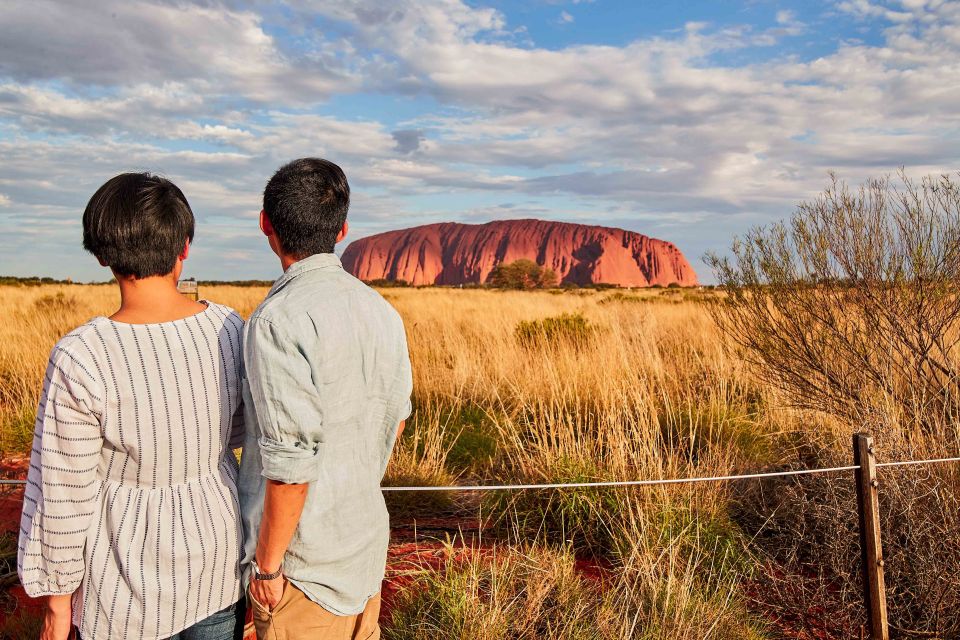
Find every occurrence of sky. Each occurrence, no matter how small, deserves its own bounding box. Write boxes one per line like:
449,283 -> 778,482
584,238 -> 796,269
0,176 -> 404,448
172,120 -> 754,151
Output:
0,0 -> 958,283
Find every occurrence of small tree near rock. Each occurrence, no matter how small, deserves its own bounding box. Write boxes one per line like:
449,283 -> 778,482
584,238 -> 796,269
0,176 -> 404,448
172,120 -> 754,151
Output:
488,259 -> 558,289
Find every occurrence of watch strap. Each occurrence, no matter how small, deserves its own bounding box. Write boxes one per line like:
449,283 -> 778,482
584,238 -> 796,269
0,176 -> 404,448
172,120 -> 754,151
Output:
252,560 -> 283,581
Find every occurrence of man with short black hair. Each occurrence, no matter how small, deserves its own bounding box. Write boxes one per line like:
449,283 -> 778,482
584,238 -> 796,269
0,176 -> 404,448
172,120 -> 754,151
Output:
238,158 -> 412,640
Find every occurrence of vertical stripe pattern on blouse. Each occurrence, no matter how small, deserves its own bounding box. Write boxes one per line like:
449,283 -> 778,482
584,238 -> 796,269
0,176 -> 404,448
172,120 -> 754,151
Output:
18,302 -> 245,640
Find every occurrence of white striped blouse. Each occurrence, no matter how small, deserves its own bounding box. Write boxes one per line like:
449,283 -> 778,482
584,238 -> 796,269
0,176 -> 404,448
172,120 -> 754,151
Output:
18,302 -> 245,640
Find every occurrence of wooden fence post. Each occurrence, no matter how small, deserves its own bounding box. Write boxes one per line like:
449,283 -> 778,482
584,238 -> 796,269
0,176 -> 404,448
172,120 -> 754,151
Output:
854,433 -> 889,640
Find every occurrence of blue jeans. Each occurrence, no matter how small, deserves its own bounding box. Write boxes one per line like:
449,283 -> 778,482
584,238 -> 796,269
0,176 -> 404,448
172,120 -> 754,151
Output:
81,601 -> 245,640
167,601 -> 246,640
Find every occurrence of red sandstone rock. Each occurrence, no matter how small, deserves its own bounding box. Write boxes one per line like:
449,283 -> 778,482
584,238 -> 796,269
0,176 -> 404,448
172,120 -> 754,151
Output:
341,219 -> 698,287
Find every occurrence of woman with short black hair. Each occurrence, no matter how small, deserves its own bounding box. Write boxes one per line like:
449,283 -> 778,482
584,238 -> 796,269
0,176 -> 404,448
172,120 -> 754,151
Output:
19,172 -> 246,640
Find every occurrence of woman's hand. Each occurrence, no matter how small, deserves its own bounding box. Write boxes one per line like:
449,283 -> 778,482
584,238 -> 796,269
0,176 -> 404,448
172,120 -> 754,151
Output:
40,594 -> 73,640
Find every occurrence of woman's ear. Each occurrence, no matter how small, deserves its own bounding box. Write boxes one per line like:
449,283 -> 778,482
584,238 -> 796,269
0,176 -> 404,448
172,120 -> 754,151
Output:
179,240 -> 191,262
336,220 -> 349,244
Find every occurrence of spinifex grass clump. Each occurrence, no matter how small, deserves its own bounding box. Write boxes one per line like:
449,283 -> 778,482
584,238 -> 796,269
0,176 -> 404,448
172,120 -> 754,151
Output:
484,457 -> 625,553
385,501 -> 766,640
382,401 -> 460,516
605,498 -> 767,640
385,542 -> 606,640
515,313 -> 593,348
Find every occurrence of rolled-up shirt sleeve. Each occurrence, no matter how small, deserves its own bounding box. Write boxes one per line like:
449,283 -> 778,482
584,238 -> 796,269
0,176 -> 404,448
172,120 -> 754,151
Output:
245,317 -> 323,484
18,346 -> 104,596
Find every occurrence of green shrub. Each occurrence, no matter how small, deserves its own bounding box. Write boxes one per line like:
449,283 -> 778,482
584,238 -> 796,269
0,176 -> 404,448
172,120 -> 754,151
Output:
488,260 -> 558,290
443,405 -> 499,473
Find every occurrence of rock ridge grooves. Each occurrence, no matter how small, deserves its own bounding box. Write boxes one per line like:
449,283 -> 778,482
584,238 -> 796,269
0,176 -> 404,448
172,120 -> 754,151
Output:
341,219 -> 698,287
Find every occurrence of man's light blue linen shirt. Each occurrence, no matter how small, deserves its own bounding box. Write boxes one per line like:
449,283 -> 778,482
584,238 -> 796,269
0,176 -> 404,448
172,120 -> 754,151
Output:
238,252 -> 413,616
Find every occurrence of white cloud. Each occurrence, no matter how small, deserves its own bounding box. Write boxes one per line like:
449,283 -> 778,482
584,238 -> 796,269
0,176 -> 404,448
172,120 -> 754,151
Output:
1,0 -> 959,281
0,0 -> 357,102
558,11 -> 574,24
837,0 -> 914,22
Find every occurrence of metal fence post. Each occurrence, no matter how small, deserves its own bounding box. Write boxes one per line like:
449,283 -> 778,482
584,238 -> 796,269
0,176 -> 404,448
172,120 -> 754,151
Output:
854,433 -> 889,640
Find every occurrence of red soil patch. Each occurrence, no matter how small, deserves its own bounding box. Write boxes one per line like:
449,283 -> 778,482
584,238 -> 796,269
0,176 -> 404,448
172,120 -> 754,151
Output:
0,458 -> 39,630
0,457 -> 28,536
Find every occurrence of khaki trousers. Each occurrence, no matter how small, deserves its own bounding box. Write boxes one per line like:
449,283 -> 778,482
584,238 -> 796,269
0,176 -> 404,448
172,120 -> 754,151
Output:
248,582 -> 380,640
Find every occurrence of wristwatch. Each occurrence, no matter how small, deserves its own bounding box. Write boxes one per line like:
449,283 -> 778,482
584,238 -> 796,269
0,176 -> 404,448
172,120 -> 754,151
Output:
251,559 -> 283,581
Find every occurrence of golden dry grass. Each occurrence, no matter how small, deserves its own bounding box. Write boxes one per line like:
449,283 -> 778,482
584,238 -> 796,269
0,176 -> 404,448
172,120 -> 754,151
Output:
0,283 -> 780,638
0,284 -> 269,453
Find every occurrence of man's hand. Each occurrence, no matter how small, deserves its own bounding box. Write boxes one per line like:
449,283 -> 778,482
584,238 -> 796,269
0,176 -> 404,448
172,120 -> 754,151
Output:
40,594 -> 73,640
249,573 -> 285,611
252,480 -> 308,612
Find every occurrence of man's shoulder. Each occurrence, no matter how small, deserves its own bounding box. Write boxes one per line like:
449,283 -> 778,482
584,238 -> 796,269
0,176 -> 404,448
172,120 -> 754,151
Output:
256,270 -> 397,321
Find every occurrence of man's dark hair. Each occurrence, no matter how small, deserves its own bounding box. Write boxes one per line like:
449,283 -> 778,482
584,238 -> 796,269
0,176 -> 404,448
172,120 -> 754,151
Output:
263,158 -> 350,257
82,172 -> 195,279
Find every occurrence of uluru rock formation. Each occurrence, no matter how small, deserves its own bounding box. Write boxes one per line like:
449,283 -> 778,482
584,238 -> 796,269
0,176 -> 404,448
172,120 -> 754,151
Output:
341,219 -> 698,287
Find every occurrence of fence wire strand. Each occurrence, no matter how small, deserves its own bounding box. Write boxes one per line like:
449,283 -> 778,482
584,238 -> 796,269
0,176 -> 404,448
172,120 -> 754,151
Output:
0,456 -> 956,491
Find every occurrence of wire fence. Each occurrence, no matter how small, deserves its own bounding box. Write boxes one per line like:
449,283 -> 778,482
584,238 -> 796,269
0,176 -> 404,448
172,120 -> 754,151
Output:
0,455 -> 957,490
2,442 -> 958,639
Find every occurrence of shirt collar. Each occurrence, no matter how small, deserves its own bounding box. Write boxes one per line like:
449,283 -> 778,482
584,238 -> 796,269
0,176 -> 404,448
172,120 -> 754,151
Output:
267,252 -> 343,298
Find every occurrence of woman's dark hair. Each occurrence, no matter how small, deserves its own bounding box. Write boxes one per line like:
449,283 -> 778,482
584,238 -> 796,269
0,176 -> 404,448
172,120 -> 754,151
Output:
82,172 -> 195,279
263,158 -> 350,257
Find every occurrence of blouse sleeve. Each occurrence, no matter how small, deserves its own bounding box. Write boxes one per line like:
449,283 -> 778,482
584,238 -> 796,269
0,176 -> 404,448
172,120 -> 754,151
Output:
18,345 -> 104,597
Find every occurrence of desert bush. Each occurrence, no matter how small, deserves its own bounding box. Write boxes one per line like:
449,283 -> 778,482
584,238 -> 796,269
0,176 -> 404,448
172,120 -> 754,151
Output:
709,172 -> 960,636
735,439 -> 960,638
488,259 -> 558,289
515,313 -> 593,348
706,172 -> 960,439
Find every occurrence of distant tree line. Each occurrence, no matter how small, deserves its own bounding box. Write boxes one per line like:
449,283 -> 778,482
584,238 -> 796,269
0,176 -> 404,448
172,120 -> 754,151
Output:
0,276 -> 85,286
